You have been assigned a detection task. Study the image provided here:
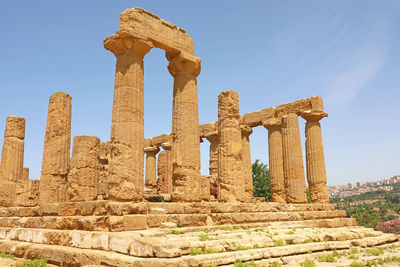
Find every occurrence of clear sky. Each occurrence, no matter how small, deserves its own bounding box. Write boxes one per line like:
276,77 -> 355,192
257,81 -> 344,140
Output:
0,1 -> 399,186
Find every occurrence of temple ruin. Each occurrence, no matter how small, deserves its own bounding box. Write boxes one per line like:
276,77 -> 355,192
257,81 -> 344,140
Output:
0,7 -> 398,266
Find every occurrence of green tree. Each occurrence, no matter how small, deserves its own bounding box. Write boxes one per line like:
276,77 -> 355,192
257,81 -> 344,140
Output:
252,159 -> 271,201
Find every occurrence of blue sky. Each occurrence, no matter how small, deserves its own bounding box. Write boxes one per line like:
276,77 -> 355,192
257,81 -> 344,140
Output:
0,1 -> 399,185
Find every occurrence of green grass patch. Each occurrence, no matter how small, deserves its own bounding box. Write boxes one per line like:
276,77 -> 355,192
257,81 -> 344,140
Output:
350,261 -> 363,267
18,259 -> 47,267
299,259 -> 316,267
0,252 -> 14,259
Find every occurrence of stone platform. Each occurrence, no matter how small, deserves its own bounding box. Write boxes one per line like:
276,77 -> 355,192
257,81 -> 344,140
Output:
0,202 -> 346,232
0,220 -> 398,266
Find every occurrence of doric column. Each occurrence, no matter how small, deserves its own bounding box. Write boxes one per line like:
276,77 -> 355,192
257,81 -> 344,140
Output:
281,113 -> 307,203
0,116 -> 25,182
217,90 -> 245,202
204,132 -> 219,177
39,92 -> 72,204
157,142 -> 173,194
263,118 -> 286,204
22,168 -> 29,180
204,132 -> 219,199
67,136 -> 100,202
104,33 -> 153,201
241,125 -> 253,201
144,146 -> 160,188
301,111 -> 329,203
166,51 -> 202,202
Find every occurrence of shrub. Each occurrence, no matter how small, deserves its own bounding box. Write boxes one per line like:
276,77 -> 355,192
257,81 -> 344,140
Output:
274,239 -> 284,246
375,218 -> 400,234
299,259 -> 316,267
0,252 -> 14,259
350,261 -> 363,267
19,259 -> 47,267
317,253 -> 336,262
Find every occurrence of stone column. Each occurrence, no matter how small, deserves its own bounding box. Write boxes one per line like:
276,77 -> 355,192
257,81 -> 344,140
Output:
204,132 -> 219,199
144,146 -> 160,188
281,113 -> 307,203
301,111 -> 329,203
166,52 -> 202,202
104,34 -> 153,201
263,119 -> 286,204
39,92 -> 72,204
241,125 -> 253,201
0,116 -> 25,182
22,168 -> 29,180
217,90 -> 245,202
157,142 -> 172,194
67,136 -> 100,202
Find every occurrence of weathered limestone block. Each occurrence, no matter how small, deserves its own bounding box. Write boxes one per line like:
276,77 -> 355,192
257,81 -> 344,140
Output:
104,32 -> 153,201
22,168 -> 29,180
14,180 -> 39,207
67,136 -> 100,202
118,8 -> 194,54
217,90 -> 245,202
157,143 -> 172,194
0,116 -> 25,182
39,92 -> 72,204
301,111 -> 329,203
144,146 -> 160,188
282,114 -> 307,203
166,52 -> 202,202
98,141 -> 111,200
0,182 -> 16,207
241,126 -> 253,201
263,119 -> 286,204
199,175 -> 211,201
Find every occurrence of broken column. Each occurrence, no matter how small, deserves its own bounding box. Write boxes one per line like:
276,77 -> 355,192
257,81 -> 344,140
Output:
263,118 -> 286,204
301,111 -> 329,203
204,132 -> 219,199
166,52 -> 202,202
217,90 -> 245,202
281,113 -> 307,203
39,92 -> 72,204
144,146 -> 160,188
157,142 -> 173,194
67,135 -> 100,202
241,125 -> 253,201
0,116 -> 25,182
104,33 -> 153,201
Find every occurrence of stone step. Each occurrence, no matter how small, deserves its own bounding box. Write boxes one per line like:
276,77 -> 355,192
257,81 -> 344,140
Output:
0,218 -> 357,258
0,210 -> 348,232
0,201 -> 334,217
0,229 -> 397,266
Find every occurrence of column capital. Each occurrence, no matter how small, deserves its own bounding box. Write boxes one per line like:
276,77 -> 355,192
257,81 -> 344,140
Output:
144,146 -> 160,154
166,51 -> 201,77
262,118 -> 282,130
4,116 -> 25,139
301,111 -> 328,122
204,131 -> 218,143
240,125 -> 253,137
103,30 -> 153,57
161,142 -> 172,151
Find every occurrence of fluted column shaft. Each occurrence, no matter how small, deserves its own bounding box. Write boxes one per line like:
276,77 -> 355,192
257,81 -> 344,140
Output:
166,52 -> 202,202
157,142 -> 172,194
204,132 -> 219,177
67,136 -> 100,202
301,111 -> 329,203
217,90 -> 245,202
282,113 -> 307,203
39,92 -> 72,204
263,119 -> 286,204
0,116 -> 25,182
104,35 -> 153,201
241,126 -> 253,201
144,146 -> 160,188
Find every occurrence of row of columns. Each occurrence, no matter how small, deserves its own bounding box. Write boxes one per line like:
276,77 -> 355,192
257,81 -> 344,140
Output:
262,112 -> 329,204
104,33 -> 203,202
